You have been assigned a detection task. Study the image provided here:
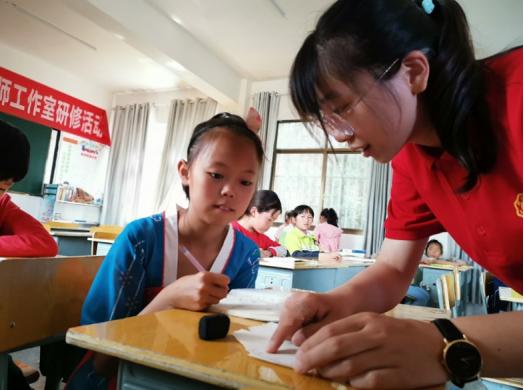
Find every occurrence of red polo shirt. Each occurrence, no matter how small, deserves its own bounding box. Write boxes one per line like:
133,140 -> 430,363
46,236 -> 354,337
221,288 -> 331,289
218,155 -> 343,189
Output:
0,194 -> 58,257
385,47 -> 522,293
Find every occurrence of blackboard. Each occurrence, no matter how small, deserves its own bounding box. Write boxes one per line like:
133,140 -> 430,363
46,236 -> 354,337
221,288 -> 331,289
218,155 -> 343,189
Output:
0,112 -> 52,196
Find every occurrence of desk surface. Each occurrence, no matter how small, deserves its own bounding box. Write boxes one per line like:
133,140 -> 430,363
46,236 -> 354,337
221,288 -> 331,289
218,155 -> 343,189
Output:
67,309 -> 347,389
51,231 -> 92,237
87,237 -> 115,244
499,287 -> 523,303
419,262 -> 472,272
67,308 -> 448,390
261,258 -> 472,272
260,257 -> 373,270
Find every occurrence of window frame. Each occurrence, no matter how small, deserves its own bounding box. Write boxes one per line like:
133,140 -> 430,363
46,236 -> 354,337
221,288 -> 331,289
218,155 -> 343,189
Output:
269,120 -> 366,235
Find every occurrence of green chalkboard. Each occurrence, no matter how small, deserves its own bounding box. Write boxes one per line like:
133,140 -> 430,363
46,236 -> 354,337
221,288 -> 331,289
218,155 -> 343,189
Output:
0,112 -> 52,196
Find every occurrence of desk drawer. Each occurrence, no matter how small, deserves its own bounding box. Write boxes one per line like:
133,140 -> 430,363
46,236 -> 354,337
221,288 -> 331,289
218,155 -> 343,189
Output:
255,267 -> 293,290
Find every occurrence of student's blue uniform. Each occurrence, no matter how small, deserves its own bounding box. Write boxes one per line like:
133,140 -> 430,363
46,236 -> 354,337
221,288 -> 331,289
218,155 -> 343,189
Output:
67,211 -> 259,389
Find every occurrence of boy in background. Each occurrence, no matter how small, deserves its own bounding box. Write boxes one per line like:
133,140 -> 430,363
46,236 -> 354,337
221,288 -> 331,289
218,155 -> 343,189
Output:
283,205 -> 339,261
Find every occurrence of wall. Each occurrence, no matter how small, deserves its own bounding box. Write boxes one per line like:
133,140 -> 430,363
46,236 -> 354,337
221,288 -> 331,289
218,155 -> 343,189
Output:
9,193 -> 43,219
460,0 -> 522,58
249,1 -> 523,121
112,87 -> 214,123
1,42 -> 115,219
249,78 -> 295,120
0,42 -> 112,110
53,133 -> 110,200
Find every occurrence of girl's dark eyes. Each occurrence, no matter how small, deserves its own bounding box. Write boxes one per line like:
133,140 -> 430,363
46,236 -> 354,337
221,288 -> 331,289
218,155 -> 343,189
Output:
208,173 -> 252,187
208,172 -> 223,179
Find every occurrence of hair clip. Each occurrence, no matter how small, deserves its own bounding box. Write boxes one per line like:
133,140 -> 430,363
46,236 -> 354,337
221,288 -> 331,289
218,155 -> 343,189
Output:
421,0 -> 435,14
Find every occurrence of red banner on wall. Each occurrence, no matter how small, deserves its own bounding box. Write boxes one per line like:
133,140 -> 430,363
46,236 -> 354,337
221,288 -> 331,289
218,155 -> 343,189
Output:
0,67 -> 111,146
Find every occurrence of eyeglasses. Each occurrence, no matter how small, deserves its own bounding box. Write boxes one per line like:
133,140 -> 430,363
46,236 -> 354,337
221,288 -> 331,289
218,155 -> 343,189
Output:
318,58 -> 400,141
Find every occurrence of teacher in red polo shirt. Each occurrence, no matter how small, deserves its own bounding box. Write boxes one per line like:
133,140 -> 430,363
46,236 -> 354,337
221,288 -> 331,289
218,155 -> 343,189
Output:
267,0 -> 522,388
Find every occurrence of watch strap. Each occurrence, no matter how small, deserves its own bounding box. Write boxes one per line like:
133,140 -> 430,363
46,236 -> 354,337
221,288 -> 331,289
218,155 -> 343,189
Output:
432,318 -> 464,341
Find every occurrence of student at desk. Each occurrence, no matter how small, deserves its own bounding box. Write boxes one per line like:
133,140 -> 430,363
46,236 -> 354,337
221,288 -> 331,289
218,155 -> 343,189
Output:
314,208 -> 343,252
67,113 -> 264,389
0,120 -> 58,258
1,119 -> 58,390
275,209 -> 297,244
268,0 -> 522,388
232,189 -> 288,258
421,239 -> 467,266
283,205 -> 340,262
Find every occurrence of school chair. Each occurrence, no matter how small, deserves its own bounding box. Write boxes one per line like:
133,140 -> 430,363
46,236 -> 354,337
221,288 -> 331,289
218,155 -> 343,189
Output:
435,270 -> 463,317
479,270 -> 489,309
89,224 -> 123,255
89,224 -> 123,239
0,255 -> 104,390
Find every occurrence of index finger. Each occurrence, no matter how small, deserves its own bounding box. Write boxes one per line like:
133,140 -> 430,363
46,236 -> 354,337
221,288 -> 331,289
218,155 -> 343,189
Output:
266,293 -> 320,353
204,272 -> 230,288
267,310 -> 306,353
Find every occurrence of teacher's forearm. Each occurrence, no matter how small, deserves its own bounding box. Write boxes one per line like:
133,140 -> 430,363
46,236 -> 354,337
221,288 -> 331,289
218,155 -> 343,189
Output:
328,261 -> 412,315
454,311 -> 522,377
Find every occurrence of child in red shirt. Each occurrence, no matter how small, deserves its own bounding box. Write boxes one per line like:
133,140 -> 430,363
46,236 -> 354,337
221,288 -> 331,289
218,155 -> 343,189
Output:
1,119 -> 58,389
0,119 -> 58,257
232,190 -> 288,258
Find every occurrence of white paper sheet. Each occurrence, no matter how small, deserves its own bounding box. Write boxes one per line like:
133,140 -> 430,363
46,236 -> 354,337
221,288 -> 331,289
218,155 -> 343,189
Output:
209,288 -> 291,322
233,322 -> 297,368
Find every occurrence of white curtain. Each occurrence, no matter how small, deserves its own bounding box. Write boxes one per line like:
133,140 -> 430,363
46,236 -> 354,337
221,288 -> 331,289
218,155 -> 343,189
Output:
363,161 -> 392,256
101,103 -> 150,226
252,92 -> 280,189
155,97 -> 217,212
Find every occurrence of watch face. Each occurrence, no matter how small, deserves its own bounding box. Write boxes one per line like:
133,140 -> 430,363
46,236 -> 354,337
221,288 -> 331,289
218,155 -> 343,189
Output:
445,340 -> 482,379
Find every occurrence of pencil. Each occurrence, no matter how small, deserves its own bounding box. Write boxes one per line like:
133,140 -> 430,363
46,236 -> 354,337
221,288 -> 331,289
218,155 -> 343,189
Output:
180,245 -> 206,272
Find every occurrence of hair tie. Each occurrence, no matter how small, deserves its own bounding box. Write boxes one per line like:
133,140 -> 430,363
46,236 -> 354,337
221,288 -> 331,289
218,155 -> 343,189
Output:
421,0 -> 435,14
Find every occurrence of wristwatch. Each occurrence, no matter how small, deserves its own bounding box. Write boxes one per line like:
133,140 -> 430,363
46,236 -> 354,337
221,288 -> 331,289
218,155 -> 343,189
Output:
431,319 -> 482,388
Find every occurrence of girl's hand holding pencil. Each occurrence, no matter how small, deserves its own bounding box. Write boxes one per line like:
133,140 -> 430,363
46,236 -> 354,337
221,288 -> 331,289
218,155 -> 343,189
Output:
159,271 -> 230,311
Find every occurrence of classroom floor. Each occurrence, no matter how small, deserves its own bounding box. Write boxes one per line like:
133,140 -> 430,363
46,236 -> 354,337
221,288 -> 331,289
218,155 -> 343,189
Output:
11,347 -> 65,390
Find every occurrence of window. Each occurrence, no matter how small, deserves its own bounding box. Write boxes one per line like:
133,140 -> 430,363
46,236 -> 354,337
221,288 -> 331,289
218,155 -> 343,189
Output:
50,132 -> 110,201
136,106 -> 168,217
270,121 -> 371,232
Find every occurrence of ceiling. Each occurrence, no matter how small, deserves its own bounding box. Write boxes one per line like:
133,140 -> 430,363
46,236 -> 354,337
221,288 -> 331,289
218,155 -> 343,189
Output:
0,0 -> 521,104
0,0 -> 332,96
146,0 -> 332,80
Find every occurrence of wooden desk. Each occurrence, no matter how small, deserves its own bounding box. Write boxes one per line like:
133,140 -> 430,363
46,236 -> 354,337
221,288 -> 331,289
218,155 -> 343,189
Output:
67,310 -> 344,389
482,377 -> 523,389
256,258 -> 372,292
66,308 -> 446,390
87,237 -> 115,256
498,287 -> 523,304
88,225 -> 122,256
51,229 -> 92,256
257,258 -> 473,305
0,255 -> 104,389
498,287 -> 523,312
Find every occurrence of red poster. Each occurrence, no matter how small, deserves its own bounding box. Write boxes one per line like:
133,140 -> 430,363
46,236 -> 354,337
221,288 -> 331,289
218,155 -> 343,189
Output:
0,67 -> 110,146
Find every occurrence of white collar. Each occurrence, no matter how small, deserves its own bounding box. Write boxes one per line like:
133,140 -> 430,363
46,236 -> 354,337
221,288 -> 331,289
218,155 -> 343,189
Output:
163,208 -> 235,286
